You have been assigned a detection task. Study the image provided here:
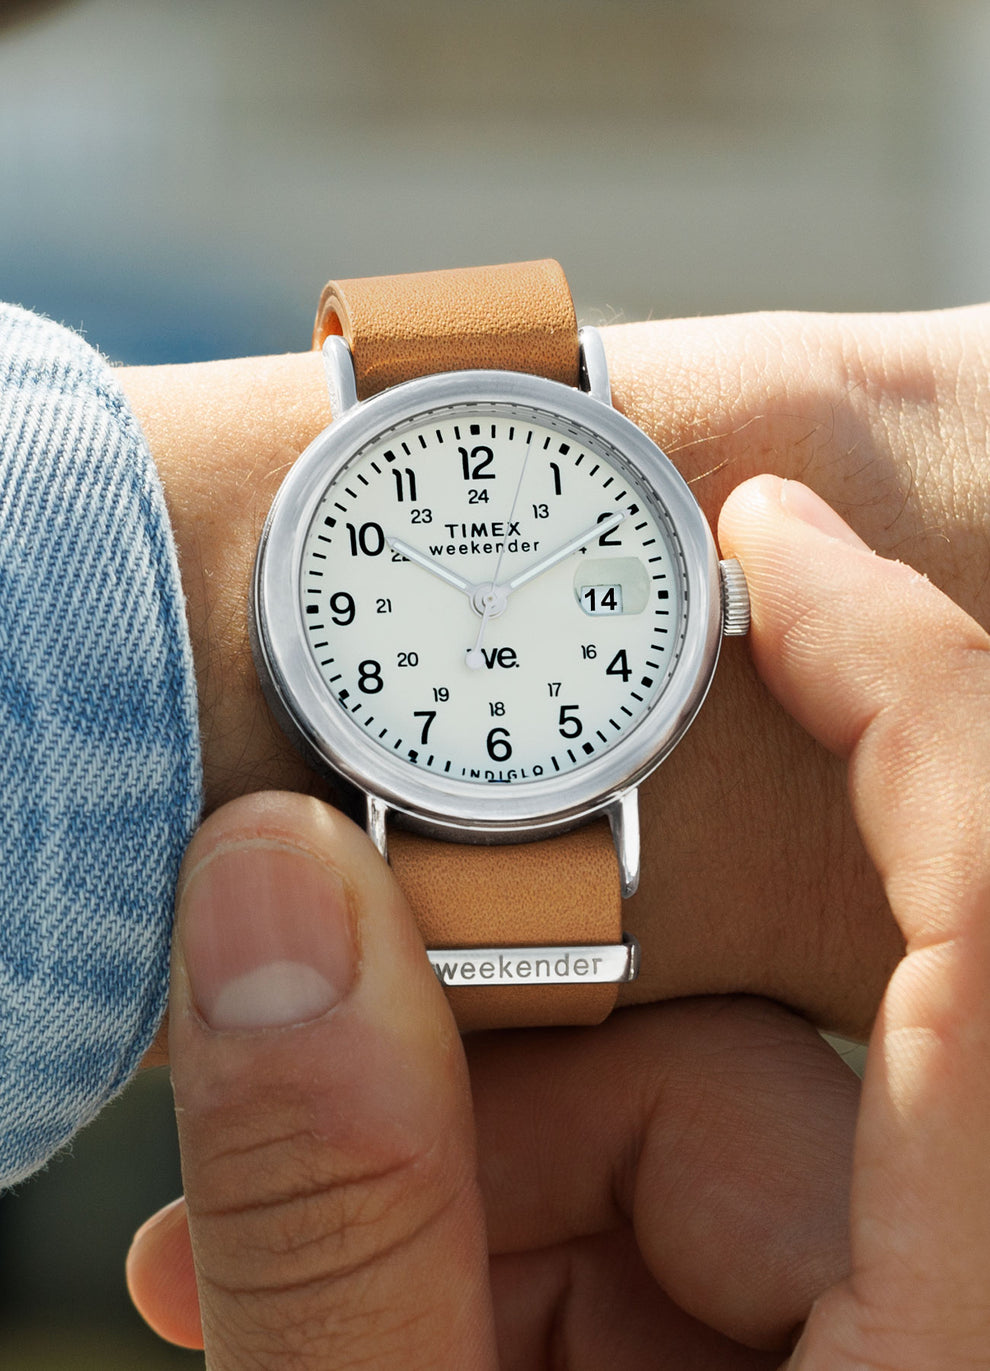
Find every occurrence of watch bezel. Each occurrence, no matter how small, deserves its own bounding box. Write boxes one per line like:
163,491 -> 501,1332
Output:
252,366 -> 722,842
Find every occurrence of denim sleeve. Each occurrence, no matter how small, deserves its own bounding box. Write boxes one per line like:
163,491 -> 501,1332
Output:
0,304 -> 202,1189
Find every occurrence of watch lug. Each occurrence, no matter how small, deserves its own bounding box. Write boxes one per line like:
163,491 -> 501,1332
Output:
366,793 -> 390,861
322,334 -> 359,420
606,788 -> 640,899
578,326 -> 612,406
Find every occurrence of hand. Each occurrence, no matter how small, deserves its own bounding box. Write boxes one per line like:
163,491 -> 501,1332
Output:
127,478 -> 990,1365
716,475 -> 990,1365
118,306 -> 990,1036
126,789 -> 858,1368
385,535 -> 476,597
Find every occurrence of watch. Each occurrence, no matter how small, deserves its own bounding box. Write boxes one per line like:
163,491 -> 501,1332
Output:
250,260 -> 749,1031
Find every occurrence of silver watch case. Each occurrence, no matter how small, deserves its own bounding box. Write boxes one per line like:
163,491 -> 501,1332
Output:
251,329 -> 724,860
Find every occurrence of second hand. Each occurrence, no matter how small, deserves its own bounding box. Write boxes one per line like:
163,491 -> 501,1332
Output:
465,431 -> 534,670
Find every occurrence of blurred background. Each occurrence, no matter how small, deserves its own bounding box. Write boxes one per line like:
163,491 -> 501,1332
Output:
2,0 -> 988,1364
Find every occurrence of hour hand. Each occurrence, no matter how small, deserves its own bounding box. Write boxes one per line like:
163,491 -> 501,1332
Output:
386,537 -> 475,597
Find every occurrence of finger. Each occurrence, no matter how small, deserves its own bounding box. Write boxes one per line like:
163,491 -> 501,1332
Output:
720,477 -> 990,1365
126,1197 -> 201,1348
161,791 -> 496,1370
490,1229 -> 781,1371
468,997 -> 858,1354
139,1011 -> 170,1069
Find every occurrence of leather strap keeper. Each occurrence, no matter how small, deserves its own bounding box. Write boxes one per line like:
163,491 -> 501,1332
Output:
388,821 -> 622,1031
313,259 -> 581,400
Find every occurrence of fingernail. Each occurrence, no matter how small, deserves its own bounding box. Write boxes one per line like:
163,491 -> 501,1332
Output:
177,841 -> 356,1031
780,480 -> 870,551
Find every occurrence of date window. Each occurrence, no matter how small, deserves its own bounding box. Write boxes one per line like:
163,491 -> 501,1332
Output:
574,558 -> 650,615
580,584 -> 623,616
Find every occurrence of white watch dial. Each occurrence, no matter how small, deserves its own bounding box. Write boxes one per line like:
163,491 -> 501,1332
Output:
297,403 -> 687,785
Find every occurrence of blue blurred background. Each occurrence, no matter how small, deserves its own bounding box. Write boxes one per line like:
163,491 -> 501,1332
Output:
2,0 -> 989,1364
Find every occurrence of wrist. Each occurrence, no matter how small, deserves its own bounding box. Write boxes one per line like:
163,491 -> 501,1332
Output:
118,351 -> 333,809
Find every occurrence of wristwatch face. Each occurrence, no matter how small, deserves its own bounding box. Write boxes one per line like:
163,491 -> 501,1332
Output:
253,369 -> 722,838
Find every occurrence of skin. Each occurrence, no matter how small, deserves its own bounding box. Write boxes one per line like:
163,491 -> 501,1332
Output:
125,474 -> 990,1367
120,305 -> 990,1038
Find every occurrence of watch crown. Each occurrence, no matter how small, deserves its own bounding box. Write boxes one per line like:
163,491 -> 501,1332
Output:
719,557 -> 751,636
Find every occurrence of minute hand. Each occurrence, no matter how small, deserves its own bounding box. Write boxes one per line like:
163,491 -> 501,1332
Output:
502,511 -> 627,594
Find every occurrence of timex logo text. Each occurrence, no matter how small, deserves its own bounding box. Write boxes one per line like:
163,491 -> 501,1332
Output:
443,522 -> 521,538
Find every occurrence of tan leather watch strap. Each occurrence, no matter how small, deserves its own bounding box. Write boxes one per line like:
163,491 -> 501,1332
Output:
388,821 -> 622,1032
313,260 -> 581,401
312,261 -> 622,1031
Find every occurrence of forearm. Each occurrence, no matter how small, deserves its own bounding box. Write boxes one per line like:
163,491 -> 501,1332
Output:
119,306 -> 990,1037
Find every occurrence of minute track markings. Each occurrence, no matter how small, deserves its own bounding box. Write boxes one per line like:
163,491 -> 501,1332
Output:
300,409 -> 682,782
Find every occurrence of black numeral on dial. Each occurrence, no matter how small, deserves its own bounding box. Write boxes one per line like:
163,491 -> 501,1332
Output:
460,445 -> 495,480
557,704 -> 583,738
358,659 -> 383,693
329,591 -> 355,625
392,467 -> 417,502
486,726 -> 512,761
596,513 -> 622,547
413,710 -> 436,744
346,521 -> 386,556
605,649 -> 631,682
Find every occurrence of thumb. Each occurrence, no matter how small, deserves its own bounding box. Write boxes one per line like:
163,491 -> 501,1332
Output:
159,791 -> 496,1370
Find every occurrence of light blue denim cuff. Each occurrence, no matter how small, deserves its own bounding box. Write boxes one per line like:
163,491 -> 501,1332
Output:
0,304 -> 202,1189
